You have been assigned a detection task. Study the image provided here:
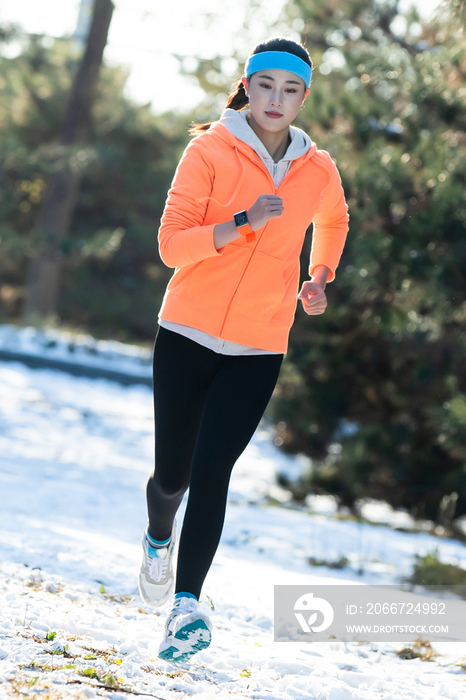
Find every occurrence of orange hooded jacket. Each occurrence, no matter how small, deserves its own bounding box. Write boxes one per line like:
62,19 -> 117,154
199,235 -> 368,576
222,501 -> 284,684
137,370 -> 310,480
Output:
157,120 -> 349,354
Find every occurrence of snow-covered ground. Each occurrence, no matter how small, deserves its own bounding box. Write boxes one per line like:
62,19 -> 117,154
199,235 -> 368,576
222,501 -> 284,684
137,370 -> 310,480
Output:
0,323 -> 152,378
1,324 -> 466,699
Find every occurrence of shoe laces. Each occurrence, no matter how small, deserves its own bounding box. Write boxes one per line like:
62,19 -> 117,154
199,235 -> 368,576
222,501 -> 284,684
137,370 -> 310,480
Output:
148,556 -> 169,582
145,535 -> 171,582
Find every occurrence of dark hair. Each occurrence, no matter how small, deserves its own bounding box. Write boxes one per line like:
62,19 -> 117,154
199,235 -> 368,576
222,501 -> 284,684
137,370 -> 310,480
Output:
189,37 -> 312,136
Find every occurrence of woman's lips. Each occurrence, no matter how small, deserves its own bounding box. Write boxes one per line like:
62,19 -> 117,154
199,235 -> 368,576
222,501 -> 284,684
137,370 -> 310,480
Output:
265,111 -> 283,119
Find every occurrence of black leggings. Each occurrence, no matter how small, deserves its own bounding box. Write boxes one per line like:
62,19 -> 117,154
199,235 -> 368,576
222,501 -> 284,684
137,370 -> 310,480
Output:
146,325 -> 283,600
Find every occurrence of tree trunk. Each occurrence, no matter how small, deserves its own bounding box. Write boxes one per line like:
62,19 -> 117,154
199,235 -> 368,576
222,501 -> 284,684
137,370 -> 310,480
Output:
23,0 -> 114,323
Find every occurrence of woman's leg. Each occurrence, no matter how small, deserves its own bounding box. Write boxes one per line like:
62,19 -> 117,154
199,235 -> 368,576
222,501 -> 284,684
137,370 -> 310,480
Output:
174,351 -> 283,599
146,326 -> 221,542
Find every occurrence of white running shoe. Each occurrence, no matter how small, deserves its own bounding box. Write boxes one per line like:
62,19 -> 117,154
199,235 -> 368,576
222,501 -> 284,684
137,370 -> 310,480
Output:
158,595 -> 212,663
138,520 -> 177,607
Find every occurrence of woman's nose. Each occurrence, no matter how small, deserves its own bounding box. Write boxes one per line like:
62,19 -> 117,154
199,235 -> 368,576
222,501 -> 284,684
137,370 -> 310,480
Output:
270,91 -> 282,107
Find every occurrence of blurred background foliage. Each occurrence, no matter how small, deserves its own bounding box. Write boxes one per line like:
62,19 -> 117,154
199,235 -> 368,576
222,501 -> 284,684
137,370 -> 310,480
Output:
1,0 -> 465,527
0,30 -> 189,339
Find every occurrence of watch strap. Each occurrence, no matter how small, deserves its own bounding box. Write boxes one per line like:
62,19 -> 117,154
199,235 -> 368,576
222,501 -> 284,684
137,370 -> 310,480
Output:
237,221 -> 253,236
234,210 -> 255,243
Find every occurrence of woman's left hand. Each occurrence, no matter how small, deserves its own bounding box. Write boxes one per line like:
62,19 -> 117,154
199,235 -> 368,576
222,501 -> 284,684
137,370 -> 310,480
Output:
297,281 -> 328,315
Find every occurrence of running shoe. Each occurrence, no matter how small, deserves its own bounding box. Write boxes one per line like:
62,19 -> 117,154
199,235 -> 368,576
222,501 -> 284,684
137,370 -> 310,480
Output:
158,595 -> 212,663
138,519 -> 177,607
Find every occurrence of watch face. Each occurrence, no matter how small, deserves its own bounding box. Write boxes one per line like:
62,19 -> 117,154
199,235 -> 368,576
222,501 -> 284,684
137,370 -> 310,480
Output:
234,211 -> 248,228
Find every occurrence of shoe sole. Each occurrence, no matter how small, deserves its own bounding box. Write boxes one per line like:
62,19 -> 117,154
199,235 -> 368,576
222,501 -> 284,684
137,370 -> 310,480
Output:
158,619 -> 212,663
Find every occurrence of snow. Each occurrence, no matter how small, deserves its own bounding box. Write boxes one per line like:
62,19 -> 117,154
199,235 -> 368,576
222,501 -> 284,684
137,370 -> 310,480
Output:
1,324 -> 466,699
0,323 -> 152,377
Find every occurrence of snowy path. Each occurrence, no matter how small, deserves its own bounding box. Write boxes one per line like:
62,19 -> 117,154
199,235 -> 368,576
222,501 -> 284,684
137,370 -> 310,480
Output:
1,357 -> 466,699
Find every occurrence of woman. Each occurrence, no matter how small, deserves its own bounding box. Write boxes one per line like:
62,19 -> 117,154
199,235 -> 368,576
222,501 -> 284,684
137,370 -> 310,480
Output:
138,36 -> 349,663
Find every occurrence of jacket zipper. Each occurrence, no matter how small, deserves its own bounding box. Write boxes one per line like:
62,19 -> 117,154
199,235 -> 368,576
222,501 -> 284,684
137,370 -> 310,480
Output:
260,157 -> 308,194
217,153 -> 310,338
217,220 -> 271,337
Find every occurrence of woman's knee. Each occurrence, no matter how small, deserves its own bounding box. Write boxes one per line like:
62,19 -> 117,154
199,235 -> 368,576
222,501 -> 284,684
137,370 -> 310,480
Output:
148,472 -> 189,499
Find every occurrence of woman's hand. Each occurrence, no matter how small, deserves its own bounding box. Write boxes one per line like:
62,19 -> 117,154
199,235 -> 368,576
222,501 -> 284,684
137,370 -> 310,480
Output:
247,194 -> 284,231
297,280 -> 328,315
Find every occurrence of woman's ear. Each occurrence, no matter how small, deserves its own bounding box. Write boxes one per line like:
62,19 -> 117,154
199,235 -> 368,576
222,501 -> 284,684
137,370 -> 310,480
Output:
241,76 -> 249,98
301,87 -> 310,106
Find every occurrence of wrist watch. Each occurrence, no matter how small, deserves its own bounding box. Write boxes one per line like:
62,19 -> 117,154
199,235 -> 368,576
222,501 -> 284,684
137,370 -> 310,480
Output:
233,210 -> 254,237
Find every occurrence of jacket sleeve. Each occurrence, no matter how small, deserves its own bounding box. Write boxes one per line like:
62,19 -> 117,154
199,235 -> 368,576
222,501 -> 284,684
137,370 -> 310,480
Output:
309,153 -> 349,283
158,137 -> 224,268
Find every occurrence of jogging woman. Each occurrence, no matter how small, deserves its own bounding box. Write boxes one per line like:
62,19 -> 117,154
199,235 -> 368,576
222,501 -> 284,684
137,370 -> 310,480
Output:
138,36 -> 349,663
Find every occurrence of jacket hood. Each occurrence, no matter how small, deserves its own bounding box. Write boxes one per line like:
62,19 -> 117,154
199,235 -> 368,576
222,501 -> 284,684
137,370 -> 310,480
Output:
205,109 -> 317,165
218,108 -> 314,165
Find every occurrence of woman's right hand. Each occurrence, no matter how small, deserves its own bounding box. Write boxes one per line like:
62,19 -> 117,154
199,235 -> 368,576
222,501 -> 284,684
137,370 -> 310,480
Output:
247,194 -> 284,231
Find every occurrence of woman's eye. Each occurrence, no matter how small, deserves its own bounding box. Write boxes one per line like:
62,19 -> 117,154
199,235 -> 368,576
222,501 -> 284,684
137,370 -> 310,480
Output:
259,83 -> 297,93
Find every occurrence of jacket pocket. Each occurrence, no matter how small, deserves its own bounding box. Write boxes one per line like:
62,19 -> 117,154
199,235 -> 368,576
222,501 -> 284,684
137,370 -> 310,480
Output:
186,247 -> 247,307
232,250 -> 286,322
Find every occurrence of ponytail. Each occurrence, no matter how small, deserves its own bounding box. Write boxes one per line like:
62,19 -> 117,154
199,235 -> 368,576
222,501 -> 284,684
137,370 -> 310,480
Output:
189,78 -> 248,136
225,78 -> 249,111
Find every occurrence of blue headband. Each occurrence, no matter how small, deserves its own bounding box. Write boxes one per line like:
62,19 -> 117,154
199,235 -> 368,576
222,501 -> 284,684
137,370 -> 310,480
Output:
244,51 -> 312,89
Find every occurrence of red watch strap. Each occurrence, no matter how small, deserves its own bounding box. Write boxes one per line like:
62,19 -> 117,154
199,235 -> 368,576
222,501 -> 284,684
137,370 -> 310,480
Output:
238,222 -> 253,236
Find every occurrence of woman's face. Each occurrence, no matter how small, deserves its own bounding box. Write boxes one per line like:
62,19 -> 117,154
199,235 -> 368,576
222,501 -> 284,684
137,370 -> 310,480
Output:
242,68 -> 309,133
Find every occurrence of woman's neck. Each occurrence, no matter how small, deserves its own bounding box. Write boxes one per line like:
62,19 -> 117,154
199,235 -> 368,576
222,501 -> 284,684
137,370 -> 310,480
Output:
246,112 -> 291,163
